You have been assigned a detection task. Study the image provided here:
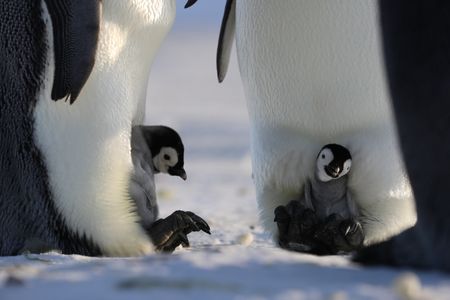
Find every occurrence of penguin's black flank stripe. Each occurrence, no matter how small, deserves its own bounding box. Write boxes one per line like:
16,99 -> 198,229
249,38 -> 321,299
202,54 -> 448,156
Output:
0,0 -> 100,256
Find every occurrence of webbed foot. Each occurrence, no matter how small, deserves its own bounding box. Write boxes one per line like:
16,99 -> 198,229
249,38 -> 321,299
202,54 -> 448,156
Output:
274,201 -> 320,252
314,214 -> 364,254
148,210 -> 210,252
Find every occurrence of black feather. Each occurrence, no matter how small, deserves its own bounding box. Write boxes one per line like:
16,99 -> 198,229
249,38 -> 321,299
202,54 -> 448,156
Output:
217,0 -> 235,83
44,0 -> 100,104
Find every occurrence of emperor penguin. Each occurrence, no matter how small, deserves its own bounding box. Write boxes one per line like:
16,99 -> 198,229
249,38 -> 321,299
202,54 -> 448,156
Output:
355,1 -> 450,271
0,0 -> 179,256
187,0 -> 417,251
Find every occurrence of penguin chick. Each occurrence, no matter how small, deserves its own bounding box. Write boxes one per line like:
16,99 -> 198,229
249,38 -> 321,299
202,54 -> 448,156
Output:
139,125 -> 187,180
275,144 -> 364,254
307,144 -> 354,220
307,144 -> 364,253
130,125 -> 187,230
130,126 -> 210,252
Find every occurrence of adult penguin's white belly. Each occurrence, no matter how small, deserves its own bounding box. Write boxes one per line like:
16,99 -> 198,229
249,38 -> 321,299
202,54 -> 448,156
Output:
234,1 -> 416,245
34,0 -> 175,256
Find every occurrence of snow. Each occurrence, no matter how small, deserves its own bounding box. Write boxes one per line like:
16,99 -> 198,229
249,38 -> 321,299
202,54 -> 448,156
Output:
1,3 -> 450,300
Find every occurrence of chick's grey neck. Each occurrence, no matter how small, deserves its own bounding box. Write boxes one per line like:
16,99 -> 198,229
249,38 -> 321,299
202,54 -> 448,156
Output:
311,174 -> 347,201
308,173 -> 349,219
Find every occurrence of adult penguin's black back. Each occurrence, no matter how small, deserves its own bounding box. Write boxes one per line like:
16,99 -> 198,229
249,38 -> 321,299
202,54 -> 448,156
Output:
355,0 -> 450,271
0,0 -> 100,256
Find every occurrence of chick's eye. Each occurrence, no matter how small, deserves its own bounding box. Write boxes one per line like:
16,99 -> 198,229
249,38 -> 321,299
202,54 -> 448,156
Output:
163,154 -> 170,160
321,154 -> 325,159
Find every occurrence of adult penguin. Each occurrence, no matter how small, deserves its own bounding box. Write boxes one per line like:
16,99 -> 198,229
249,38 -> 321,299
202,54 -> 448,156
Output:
355,1 -> 450,271
186,0 -> 417,251
0,0 -> 185,256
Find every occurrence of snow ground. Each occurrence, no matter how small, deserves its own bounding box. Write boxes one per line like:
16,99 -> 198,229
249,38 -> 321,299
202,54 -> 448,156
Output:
2,7 -> 450,300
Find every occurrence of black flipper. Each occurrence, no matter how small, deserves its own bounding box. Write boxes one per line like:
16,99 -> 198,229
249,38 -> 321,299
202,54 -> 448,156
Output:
184,0 -> 198,9
217,0 -> 236,83
44,0 -> 100,104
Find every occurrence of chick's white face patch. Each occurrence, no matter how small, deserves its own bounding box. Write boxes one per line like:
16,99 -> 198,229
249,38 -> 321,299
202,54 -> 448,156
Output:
341,159 -> 352,177
316,148 -> 334,182
315,148 -> 352,182
153,147 -> 178,173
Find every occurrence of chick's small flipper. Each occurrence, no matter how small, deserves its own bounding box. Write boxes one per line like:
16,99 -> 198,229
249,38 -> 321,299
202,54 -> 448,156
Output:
147,210 -> 210,252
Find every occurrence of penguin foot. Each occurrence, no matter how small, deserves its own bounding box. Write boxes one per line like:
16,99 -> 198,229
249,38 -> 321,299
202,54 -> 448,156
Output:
314,215 -> 365,254
19,237 -> 58,255
274,201 -> 321,253
353,227 -> 438,270
274,204 -> 364,255
147,210 -> 210,253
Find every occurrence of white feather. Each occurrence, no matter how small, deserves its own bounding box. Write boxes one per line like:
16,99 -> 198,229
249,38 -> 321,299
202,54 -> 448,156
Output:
34,0 -> 175,256
235,0 -> 416,244
153,147 -> 178,173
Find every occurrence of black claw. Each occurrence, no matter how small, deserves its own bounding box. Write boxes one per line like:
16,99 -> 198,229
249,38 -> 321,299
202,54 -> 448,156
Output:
340,220 -> 364,249
200,221 -> 211,234
171,210 -> 200,234
185,211 -> 211,234
183,213 -> 201,232
178,232 -> 190,247
160,232 -> 190,253
313,218 -> 365,253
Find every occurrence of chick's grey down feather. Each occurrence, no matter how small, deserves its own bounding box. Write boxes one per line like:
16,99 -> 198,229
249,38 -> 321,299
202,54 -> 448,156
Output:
305,175 -> 356,220
130,127 -> 159,230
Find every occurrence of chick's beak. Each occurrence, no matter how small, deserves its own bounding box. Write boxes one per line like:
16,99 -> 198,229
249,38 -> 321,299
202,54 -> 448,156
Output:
169,167 -> 187,181
324,165 -> 340,178
179,170 -> 187,181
